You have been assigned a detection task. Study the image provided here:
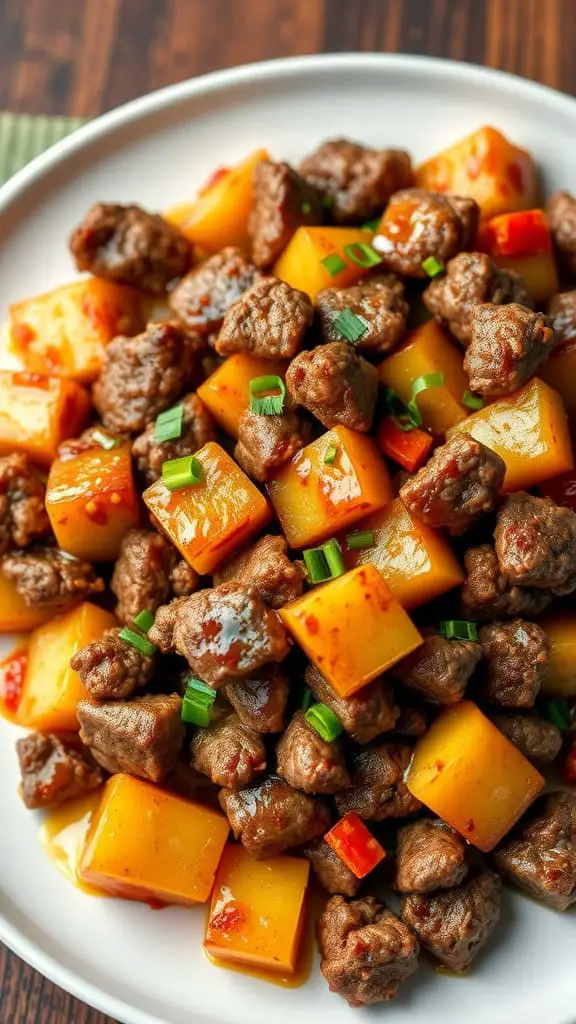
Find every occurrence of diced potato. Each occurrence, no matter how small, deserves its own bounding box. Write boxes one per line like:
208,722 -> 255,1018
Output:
80,774 -> 229,905
280,564 -> 422,698
179,149 -> 270,253
197,354 -> 287,438
46,441 -> 140,561
143,441 -> 271,574
407,701 -> 544,852
415,126 -> 540,219
477,209 -> 559,303
267,426 -> 393,549
345,498 -> 464,609
0,371 -> 91,466
204,845 -> 309,973
539,610 -> 576,697
448,377 -> 574,491
273,226 -> 377,299
9,279 -> 144,383
18,603 -> 116,731
540,341 -> 576,435
378,321 -> 469,435
0,570 -> 53,632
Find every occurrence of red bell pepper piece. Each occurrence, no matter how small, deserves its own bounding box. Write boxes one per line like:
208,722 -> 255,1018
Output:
539,470 -> 576,509
0,649 -> 27,715
479,209 -> 552,259
325,812 -> 386,879
564,742 -> 576,786
377,415 -> 434,473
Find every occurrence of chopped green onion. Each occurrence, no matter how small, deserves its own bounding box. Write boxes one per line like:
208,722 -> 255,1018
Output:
406,373 -> 445,426
323,443 -> 338,466
301,201 -> 312,214
544,698 -> 571,731
422,256 -> 445,278
333,308 -> 369,344
162,454 -> 203,491
346,530 -> 375,551
305,703 -> 343,742
249,374 -> 287,415
323,538 -> 345,579
362,217 -> 382,233
383,387 -> 419,432
462,390 -> 485,411
301,687 -> 313,712
182,678 -> 217,728
119,627 -> 157,656
154,404 -> 184,443
320,253 -> 347,277
322,195 -> 334,209
343,242 -> 382,268
439,620 -> 478,642
303,547 -> 331,584
133,609 -> 155,632
92,429 -> 121,450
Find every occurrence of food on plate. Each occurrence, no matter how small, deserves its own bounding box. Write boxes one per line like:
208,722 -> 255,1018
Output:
4,127 -> 575,1006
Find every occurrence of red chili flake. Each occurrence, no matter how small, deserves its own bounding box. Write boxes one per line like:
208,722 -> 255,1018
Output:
434,760 -> 445,772
304,614 -> 319,634
210,900 -> 248,933
507,162 -> 524,193
0,650 -> 28,713
464,818 -> 475,833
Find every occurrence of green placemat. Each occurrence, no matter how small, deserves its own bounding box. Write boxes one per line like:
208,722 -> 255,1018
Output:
0,112 -> 86,185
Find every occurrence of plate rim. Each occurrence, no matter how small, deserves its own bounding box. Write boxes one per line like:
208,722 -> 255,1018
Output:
1,50 -> 575,1024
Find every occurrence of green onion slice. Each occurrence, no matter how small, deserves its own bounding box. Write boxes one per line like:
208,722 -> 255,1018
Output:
133,609 -> 155,632
383,387 -> 418,432
544,698 -> 571,731
362,217 -> 382,233
343,241 -> 382,268
119,627 -> 157,656
320,253 -> 348,277
439,620 -> 478,642
249,375 -> 287,415
303,547 -> 331,584
155,404 -> 184,443
422,256 -> 445,278
322,538 -> 345,579
323,444 -> 338,465
406,373 -> 445,427
333,308 -> 369,344
301,687 -> 313,712
305,703 -> 344,742
162,454 -> 203,491
92,429 -> 121,450
462,390 -> 485,411
301,201 -> 312,214
182,678 -> 217,728
322,195 -> 334,209
346,530 -> 375,551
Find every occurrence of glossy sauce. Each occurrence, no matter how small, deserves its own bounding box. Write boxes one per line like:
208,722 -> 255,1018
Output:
40,789 -> 106,896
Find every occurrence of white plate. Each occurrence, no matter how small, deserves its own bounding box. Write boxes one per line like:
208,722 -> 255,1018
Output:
0,53 -> 575,1024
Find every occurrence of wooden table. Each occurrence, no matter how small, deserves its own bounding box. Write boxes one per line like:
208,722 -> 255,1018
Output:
0,0 -> 575,1021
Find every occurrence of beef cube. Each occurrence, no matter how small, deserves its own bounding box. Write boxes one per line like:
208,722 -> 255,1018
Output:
2,547 -> 104,609
318,895 -> 419,1007
249,159 -> 323,267
479,619 -> 549,708
276,710 -> 350,795
305,663 -> 399,744
216,277 -> 313,359
302,837 -> 361,897
69,202 -> 191,293
316,273 -> 408,356
111,528 -> 177,625
392,703 -> 429,737
224,665 -> 289,734
234,405 -> 310,482
494,491 -> 576,594
169,246 -> 260,335
374,189 -> 479,278
299,139 -> 413,224
213,534 -> 304,609
335,743 -> 421,821
77,692 -> 184,782
401,870 -> 501,972
169,558 -> 199,597
394,819 -> 468,894
392,628 -> 481,705
546,190 -> 576,278
16,732 -> 103,810
286,341 -> 378,432
491,714 -> 562,766
464,303 -> 556,396
132,392 -> 216,485
219,774 -> 330,858
547,289 -> 576,345
70,627 -> 155,700
190,712 -> 266,789
399,433 -> 505,536
0,454 -> 50,556
460,544 -> 553,621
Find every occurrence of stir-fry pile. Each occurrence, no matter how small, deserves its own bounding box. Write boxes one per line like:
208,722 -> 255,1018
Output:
1,123 -> 576,1007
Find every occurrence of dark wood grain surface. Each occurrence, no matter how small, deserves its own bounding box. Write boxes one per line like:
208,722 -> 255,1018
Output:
0,1 -> 575,1021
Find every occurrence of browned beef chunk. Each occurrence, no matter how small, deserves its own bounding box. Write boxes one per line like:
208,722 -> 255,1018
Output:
460,544 -> 553,620
286,341 -> 378,432
224,665 -> 289,734
495,491 -> 576,593
132,392 -> 216,485
276,711 -> 350,795
69,202 -> 191,293
214,534 -> 304,609
16,733 -> 103,810
249,159 -> 323,267
394,819 -> 468,894
335,743 -> 421,821
464,303 -> 556,396
148,584 -> 289,687
491,714 -> 562,765
0,454 -> 50,556
547,290 -> 576,345
111,528 -> 176,625
77,693 -> 184,782
169,247 -> 260,335
170,558 -> 199,597
219,775 -> 330,858
217,277 -> 313,359
392,628 -> 481,705
316,274 -> 408,356
318,895 -> 419,1007
94,322 -> 195,434
190,712 -> 266,789
494,792 -> 576,911
400,433 -> 505,536
546,190 -> 576,278
423,252 -> 532,346
234,405 -> 309,482
299,139 -> 413,224
305,663 -> 398,743
57,425 -> 132,461
479,619 -> 549,708
70,627 -> 155,700
1,547 -> 104,609
302,837 -> 361,897
374,189 -> 478,277
401,870 -> 501,972
392,703 -> 429,737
